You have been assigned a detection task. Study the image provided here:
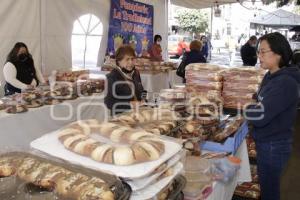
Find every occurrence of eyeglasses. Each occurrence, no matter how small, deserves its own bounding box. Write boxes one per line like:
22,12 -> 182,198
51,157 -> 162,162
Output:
257,49 -> 272,55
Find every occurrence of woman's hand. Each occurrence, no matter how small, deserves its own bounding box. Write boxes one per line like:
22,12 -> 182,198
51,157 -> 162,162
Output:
26,85 -> 35,90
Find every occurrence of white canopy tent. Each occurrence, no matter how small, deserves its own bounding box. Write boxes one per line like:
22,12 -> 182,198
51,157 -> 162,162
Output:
0,0 -> 168,96
0,0 -> 242,96
250,9 -> 300,27
171,0 -> 240,9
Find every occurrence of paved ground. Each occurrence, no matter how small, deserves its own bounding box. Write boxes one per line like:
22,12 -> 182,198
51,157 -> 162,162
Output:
208,47 -> 243,67
169,47 -> 244,67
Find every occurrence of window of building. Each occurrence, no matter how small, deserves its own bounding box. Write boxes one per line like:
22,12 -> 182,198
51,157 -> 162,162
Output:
72,14 -> 103,69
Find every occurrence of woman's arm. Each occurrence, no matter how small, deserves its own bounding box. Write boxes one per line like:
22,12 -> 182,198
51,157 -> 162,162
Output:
3,62 -> 28,90
33,61 -> 46,84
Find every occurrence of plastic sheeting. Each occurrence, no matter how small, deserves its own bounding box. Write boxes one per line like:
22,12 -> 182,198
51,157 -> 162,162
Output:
250,9 -> 300,27
170,0 -> 239,9
0,0 -> 168,96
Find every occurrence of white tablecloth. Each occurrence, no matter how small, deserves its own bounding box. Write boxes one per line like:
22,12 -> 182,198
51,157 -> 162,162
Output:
0,95 -> 107,149
207,140 -> 251,200
99,70 -> 184,94
140,72 -> 170,93
168,70 -> 183,88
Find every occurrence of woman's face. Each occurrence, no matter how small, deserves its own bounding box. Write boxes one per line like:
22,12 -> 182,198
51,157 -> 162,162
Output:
257,40 -> 281,72
156,38 -> 161,44
17,47 -> 27,56
119,54 -> 135,71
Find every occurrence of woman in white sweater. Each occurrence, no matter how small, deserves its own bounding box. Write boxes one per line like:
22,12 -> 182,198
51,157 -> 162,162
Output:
3,42 -> 45,95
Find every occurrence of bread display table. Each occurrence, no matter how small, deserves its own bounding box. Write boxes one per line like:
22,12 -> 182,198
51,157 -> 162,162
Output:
168,70 -> 183,88
207,140 -> 251,200
100,70 -> 170,101
139,71 -> 170,98
0,95 -> 107,149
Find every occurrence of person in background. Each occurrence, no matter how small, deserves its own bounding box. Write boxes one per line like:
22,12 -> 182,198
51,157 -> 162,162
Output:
105,45 -> 145,115
3,42 -> 45,96
245,32 -> 300,200
228,36 -> 237,66
149,34 -> 163,61
176,40 -> 206,82
200,35 -> 209,59
292,49 -> 300,69
240,35 -> 258,66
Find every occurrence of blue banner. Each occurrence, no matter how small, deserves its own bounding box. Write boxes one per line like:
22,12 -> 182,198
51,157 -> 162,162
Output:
107,0 -> 154,57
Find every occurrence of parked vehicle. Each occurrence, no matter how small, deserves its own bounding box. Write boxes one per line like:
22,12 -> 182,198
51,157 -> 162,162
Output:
168,35 -> 192,58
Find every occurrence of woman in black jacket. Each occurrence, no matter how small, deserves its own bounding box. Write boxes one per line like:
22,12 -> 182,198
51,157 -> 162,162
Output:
176,40 -> 206,82
3,42 -> 45,95
104,45 -> 145,115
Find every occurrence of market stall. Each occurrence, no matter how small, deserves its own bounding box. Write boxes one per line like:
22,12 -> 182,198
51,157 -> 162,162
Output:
0,0 -> 262,199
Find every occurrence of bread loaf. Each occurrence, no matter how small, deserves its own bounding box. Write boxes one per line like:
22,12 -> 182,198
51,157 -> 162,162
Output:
59,130 -> 164,165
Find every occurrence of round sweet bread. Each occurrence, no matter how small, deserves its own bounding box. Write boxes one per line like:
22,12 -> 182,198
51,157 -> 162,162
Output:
5,104 -> 28,114
26,99 -> 43,108
0,165 -> 15,177
58,119 -> 165,166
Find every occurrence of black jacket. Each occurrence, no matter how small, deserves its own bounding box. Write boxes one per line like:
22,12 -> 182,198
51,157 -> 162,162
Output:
177,50 -> 206,81
4,57 -> 38,96
240,43 -> 257,66
104,68 -> 144,115
246,66 -> 300,142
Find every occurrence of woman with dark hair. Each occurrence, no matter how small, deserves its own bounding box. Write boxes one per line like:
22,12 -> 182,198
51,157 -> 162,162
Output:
104,45 -> 145,115
200,35 -> 211,59
149,34 -> 163,61
245,32 -> 300,200
3,42 -> 45,95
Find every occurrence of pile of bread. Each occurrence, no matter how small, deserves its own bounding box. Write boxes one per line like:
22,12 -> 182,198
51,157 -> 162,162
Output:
0,155 -> 114,200
212,117 -> 244,142
58,117 -> 166,166
184,63 -> 266,110
56,70 -> 89,82
185,64 -> 224,98
111,108 -> 179,135
20,90 -> 44,108
159,89 -> 187,103
102,58 -> 176,72
221,67 -> 265,109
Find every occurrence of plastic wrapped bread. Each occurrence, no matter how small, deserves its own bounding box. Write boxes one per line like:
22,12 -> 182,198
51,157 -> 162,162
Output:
185,63 -> 224,71
223,82 -> 259,93
185,64 -> 224,101
221,67 -> 264,109
0,153 -> 120,200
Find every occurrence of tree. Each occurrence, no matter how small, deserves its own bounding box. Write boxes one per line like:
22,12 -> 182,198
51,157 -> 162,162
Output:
261,0 -> 291,7
175,9 -> 208,35
294,5 -> 300,14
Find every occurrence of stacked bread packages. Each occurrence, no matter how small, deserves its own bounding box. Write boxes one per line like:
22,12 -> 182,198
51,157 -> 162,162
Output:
102,58 -> 176,72
185,63 -> 224,99
221,67 -> 265,109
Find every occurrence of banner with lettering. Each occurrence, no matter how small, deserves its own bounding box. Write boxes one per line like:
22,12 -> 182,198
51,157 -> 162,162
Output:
107,0 -> 154,57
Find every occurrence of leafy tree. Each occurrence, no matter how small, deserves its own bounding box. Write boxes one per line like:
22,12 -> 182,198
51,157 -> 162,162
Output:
294,5 -> 300,14
175,9 -> 208,34
261,0 -> 291,7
